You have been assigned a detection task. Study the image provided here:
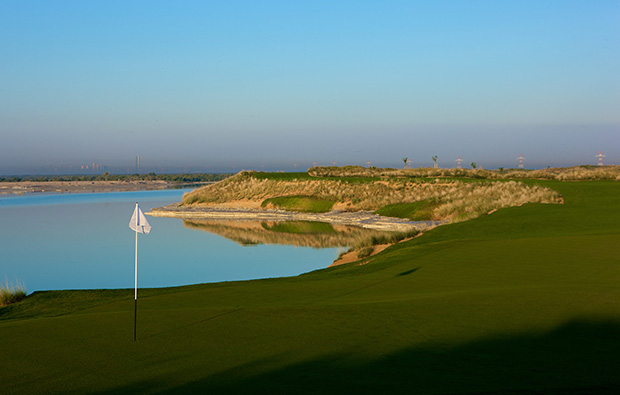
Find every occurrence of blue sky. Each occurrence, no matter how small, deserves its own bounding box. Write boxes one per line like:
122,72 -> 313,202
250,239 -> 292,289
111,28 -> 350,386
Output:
1,0 -> 619,174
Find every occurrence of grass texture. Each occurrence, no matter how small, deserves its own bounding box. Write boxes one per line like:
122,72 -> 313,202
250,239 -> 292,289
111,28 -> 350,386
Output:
0,280 -> 26,306
1,180 -> 619,394
374,199 -> 440,220
182,170 -> 560,222
309,164 -> 620,181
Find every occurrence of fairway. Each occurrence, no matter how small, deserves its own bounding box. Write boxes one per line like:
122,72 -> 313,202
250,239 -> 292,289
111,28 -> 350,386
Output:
2,180 -> 620,394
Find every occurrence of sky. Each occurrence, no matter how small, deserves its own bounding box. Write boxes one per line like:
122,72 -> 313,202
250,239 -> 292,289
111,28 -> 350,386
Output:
1,0 -> 619,174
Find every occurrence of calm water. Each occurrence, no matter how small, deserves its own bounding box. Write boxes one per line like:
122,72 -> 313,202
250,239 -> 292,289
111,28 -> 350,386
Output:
0,190 -> 340,292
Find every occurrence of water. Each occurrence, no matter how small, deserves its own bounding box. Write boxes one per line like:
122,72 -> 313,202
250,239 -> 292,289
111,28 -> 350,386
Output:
0,190 -> 340,292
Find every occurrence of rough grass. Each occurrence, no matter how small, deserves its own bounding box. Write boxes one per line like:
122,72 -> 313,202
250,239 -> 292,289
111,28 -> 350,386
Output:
328,227 -> 421,261
350,228 -> 420,250
343,228 -> 420,259
356,246 -> 374,259
182,170 -> 561,222
1,181 -> 620,394
261,195 -> 336,213
250,172 -> 315,181
0,280 -> 26,306
309,164 -> 620,181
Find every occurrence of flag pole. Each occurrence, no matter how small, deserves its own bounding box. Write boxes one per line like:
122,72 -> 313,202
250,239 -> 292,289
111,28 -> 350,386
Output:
134,202 -> 139,342
129,202 -> 150,342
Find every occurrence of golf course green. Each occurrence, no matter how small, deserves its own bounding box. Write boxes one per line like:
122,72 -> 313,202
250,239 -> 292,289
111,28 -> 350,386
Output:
1,179 -> 619,394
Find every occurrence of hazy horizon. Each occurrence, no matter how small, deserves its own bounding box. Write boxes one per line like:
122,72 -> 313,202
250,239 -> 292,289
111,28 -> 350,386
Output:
2,1 -> 619,175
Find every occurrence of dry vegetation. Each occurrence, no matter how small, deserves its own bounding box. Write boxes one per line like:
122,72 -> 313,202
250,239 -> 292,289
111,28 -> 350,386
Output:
0,280 -> 26,306
182,170 -> 562,223
308,165 -> 620,181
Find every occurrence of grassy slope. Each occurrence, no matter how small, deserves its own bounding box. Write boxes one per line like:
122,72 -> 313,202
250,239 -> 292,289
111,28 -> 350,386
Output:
374,199 -> 440,220
1,181 -> 619,394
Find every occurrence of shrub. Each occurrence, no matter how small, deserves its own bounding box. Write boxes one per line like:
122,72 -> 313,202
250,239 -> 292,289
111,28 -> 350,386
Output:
0,280 -> 27,306
356,246 -> 374,259
351,228 -> 419,251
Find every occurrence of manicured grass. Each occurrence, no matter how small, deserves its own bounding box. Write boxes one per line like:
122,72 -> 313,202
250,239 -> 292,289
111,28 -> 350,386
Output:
1,180 -> 620,394
261,195 -> 336,213
375,199 -> 440,220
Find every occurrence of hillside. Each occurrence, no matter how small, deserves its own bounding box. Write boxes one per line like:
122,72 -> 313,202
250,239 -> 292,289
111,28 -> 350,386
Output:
181,168 -> 562,223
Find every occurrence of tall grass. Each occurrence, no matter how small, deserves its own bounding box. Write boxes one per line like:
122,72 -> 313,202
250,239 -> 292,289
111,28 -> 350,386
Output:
351,228 -> 420,249
0,280 -> 27,306
308,165 -> 620,181
182,171 -> 561,222
347,228 -> 420,259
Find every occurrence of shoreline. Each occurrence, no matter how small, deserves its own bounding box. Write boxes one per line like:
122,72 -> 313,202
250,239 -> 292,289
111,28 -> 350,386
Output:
148,203 -> 442,232
0,180 -> 208,195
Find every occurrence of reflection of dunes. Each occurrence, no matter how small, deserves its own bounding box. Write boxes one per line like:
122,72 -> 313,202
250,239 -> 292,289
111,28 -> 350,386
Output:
183,219 -> 391,248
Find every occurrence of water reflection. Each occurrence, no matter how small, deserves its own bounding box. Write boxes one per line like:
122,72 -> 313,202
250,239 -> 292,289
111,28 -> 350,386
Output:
0,191 -> 342,292
183,219 -> 395,248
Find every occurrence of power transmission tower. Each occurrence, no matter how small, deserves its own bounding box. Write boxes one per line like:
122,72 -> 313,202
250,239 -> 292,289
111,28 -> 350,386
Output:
596,152 -> 605,166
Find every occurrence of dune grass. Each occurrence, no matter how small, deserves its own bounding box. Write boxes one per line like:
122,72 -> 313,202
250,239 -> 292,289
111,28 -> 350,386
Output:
349,228 -> 420,250
1,179 -> 619,394
183,170 -> 561,222
0,280 -> 26,306
309,164 -> 620,181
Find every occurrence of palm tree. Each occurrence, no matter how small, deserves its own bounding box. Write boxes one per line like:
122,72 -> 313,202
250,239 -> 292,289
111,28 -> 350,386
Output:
402,157 -> 408,169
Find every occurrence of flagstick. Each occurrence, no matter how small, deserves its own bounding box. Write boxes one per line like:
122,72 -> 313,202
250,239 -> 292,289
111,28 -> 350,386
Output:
129,201 -> 150,342
134,203 -> 139,342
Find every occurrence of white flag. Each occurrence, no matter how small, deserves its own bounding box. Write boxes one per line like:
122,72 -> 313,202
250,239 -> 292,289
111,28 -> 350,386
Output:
129,203 -> 151,234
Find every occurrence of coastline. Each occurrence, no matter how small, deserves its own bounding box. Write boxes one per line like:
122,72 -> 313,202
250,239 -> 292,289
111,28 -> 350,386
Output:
148,203 -> 442,232
0,180 -> 207,195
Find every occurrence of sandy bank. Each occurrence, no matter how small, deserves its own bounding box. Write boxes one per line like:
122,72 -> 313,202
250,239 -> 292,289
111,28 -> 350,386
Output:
148,203 -> 442,232
329,244 -> 392,267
